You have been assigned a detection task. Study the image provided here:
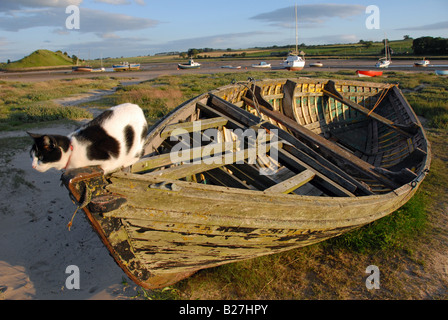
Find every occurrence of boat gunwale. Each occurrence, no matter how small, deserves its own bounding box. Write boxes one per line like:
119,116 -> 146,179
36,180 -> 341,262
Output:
135,78 -> 429,199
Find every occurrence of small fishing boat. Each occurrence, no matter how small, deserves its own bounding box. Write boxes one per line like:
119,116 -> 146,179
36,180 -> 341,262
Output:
356,70 -> 383,77
414,59 -> 430,67
376,57 -> 391,68
221,65 -> 241,69
251,61 -> 271,68
282,54 -> 305,71
435,70 -> 448,76
129,63 -> 141,70
309,62 -> 323,68
113,62 -> 140,71
72,66 -> 93,72
281,4 -> 305,71
178,59 -> 201,69
375,36 -> 391,68
61,77 -> 430,289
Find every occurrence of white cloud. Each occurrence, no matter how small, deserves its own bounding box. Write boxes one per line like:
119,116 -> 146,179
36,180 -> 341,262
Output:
397,20 -> 448,31
99,32 -> 121,39
0,7 -> 159,35
251,4 -> 366,27
0,0 -> 82,10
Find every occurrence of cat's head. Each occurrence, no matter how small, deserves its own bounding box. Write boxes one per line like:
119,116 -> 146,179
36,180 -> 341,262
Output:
27,132 -> 71,172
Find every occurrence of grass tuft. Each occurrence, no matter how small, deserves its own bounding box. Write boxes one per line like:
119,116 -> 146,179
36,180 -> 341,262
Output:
328,191 -> 428,253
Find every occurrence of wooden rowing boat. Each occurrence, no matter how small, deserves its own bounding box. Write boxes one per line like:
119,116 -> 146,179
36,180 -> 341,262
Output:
61,77 -> 430,289
72,65 -> 93,72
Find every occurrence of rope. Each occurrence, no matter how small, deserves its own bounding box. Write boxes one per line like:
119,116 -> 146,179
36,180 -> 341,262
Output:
367,84 -> 396,116
67,181 -> 92,231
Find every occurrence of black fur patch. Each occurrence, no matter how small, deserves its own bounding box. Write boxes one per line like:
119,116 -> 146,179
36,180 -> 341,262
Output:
124,125 -> 134,154
89,110 -> 114,127
29,134 -> 70,163
141,124 -> 148,141
76,126 -> 120,160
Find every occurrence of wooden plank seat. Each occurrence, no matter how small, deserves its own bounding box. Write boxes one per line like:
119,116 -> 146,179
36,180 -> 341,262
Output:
197,100 -> 356,197
160,117 -> 228,138
239,93 -> 400,191
265,170 -> 315,194
206,94 -> 377,196
144,141 -> 282,180
322,80 -> 419,138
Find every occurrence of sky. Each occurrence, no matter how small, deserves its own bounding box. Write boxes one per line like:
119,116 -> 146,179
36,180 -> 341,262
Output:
0,0 -> 447,62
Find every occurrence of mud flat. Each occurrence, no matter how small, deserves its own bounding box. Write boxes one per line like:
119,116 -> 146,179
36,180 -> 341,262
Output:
0,125 -> 144,300
1,59 -> 447,83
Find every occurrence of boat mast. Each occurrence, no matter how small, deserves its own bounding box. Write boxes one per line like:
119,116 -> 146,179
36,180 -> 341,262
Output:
295,3 -> 298,54
384,32 -> 389,61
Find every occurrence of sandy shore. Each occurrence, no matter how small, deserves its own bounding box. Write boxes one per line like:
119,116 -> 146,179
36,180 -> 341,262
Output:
0,124 -> 142,300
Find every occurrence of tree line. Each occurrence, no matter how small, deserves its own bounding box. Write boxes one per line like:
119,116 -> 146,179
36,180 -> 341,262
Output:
412,36 -> 448,55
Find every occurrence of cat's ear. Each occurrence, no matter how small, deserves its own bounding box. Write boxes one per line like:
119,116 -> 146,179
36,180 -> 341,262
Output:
27,132 -> 42,140
42,135 -> 57,149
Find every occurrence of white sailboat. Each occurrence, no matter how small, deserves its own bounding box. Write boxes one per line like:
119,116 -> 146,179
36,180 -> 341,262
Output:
376,36 -> 391,68
282,4 -> 305,71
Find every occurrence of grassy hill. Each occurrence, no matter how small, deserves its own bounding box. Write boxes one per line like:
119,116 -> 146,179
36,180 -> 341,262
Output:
0,49 -> 74,70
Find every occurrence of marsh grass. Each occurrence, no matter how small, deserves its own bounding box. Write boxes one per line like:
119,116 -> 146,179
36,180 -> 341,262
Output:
0,77 -> 121,130
328,191 -> 428,253
8,102 -> 91,123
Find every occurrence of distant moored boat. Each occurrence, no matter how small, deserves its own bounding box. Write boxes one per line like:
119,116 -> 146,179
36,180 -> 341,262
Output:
178,59 -> 201,69
414,58 -> 430,67
251,61 -> 271,68
72,65 -> 93,72
113,62 -> 140,71
356,70 -> 383,77
435,70 -> 448,76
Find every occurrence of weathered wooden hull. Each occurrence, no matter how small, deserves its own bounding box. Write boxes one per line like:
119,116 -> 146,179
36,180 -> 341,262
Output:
61,77 -> 430,289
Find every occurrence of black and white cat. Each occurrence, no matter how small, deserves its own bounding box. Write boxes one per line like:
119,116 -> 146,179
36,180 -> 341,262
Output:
28,103 -> 148,174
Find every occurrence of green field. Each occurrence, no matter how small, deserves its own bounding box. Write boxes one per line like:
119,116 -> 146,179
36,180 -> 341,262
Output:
3,38 -> 443,70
